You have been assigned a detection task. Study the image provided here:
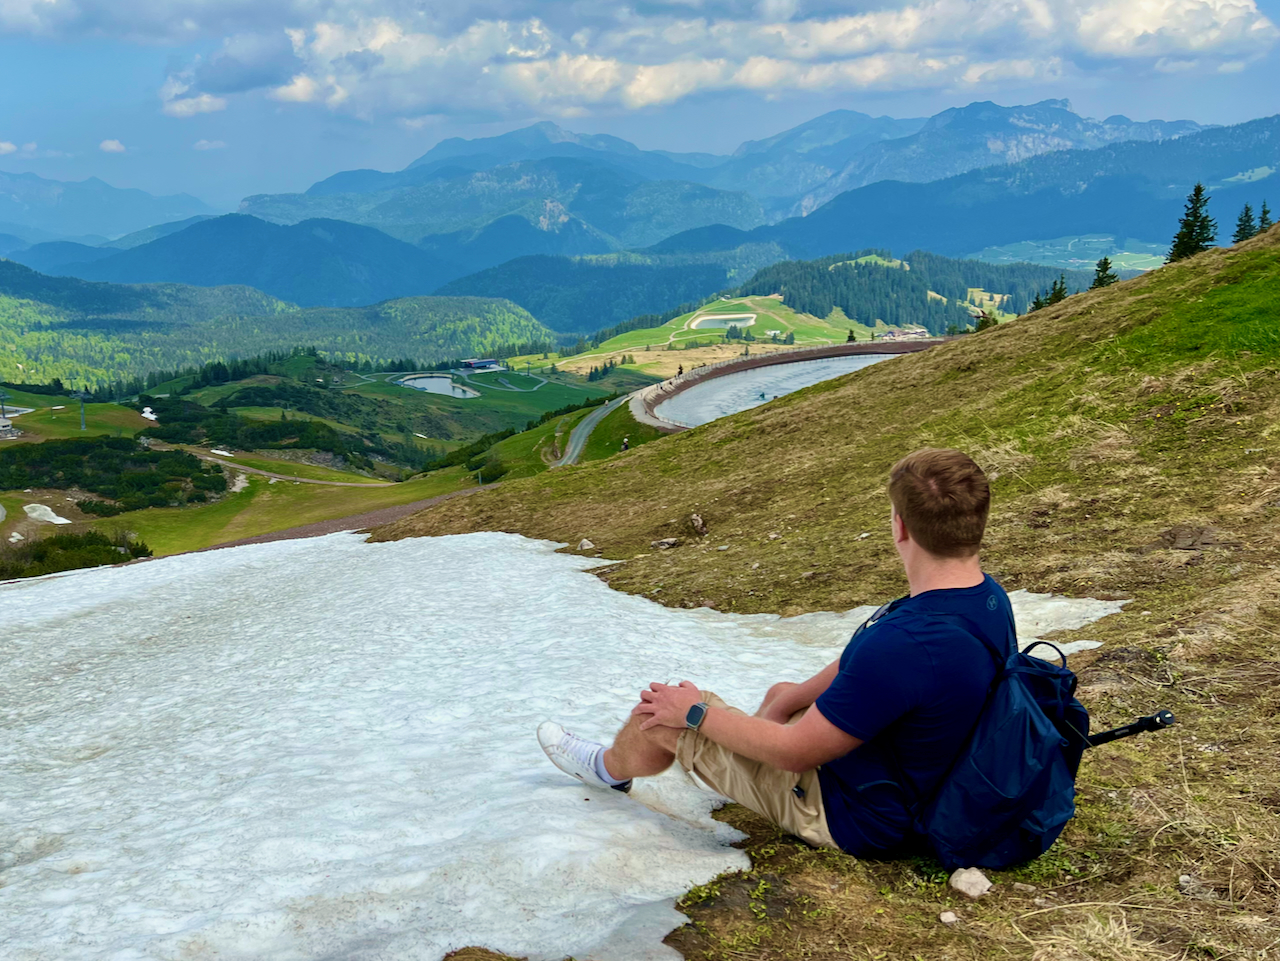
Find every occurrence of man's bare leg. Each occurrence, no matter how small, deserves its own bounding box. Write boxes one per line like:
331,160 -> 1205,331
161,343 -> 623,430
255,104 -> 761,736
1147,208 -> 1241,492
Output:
601,714 -> 682,781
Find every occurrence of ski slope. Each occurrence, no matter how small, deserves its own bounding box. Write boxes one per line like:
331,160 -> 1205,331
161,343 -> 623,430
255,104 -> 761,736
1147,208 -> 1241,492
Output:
1,532 -> 1125,960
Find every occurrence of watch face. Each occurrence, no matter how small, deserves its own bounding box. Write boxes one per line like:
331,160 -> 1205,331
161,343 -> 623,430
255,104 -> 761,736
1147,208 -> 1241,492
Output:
686,702 -> 707,729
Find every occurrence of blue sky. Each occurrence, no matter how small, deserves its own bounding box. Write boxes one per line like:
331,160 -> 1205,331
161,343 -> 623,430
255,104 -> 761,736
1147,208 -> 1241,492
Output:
2,0 -> 1278,208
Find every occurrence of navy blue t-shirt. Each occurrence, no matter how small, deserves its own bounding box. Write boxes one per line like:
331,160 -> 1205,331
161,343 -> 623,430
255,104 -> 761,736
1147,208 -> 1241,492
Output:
814,574 -> 1014,855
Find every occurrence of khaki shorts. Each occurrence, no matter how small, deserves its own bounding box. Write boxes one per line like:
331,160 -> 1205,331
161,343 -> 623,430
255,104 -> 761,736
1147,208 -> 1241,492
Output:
675,691 -> 839,850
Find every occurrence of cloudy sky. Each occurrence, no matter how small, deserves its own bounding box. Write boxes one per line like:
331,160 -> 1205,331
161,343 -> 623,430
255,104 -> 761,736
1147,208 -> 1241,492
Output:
1,0 -> 1277,207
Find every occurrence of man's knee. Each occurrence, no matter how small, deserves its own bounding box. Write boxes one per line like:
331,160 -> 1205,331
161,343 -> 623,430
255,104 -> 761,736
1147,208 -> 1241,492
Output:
625,714 -> 681,753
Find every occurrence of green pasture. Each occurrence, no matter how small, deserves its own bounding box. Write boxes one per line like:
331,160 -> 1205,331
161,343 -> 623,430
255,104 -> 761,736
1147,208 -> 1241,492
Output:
0,387 -> 75,409
89,466 -> 472,556
9,403 -> 152,440
536,296 -> 849,367
967,234 -> 1166,273
191,450 -> 387,484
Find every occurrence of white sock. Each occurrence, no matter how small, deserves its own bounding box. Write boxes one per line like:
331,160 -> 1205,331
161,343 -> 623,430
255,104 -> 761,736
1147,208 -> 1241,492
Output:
594,748 -> 630,786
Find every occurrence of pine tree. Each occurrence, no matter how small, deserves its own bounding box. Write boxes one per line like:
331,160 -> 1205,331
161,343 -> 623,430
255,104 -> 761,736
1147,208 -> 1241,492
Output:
1049,275 -> 1069,305
1233,203 -> 1257,244
1090,257 -> 1119,289
1168,183 -> 1217,262
1259,201 -> 1274,234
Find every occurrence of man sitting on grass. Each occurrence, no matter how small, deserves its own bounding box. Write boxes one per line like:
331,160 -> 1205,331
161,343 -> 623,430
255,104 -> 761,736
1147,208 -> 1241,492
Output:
538,447 -> 1014,857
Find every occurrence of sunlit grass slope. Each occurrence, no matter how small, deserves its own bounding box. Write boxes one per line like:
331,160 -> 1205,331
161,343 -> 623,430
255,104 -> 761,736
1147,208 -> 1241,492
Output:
375,228 -> 1280,960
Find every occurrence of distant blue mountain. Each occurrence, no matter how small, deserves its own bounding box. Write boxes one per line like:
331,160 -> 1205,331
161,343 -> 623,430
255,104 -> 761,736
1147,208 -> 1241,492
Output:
48,215 -> 466,308
0,171 -> 214,239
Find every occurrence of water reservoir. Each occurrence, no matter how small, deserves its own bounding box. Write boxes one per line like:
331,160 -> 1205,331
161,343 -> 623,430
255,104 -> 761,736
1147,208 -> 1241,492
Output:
397,375 -> 480,399
654,354 -> 889,428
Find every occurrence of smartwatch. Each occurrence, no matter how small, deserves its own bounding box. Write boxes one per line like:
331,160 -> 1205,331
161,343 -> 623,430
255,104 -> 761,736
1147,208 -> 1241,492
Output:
685,701 -> 710,731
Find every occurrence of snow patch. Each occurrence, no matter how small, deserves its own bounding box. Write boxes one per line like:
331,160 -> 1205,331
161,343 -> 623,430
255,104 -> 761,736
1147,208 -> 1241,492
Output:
0,533 -> 1126,960
210,448 -> 234,457
229,472 -> 249,492
22,503 -> 72,525
8,531 -> 22,543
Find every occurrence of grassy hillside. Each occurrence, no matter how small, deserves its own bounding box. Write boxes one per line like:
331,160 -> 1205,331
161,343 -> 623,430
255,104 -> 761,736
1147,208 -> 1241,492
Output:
373,228 -> 1280,958
0,260 -> 556,385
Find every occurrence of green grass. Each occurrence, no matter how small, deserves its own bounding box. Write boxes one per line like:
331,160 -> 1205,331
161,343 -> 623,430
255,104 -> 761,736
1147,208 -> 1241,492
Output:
190,450 -> 387,484
8,403 -> 152,440
579,403 -> 663,463
488,407 -> 595,479
0,387 -> 75,409
967,233 -> 1167,272
92,466 -> 471,556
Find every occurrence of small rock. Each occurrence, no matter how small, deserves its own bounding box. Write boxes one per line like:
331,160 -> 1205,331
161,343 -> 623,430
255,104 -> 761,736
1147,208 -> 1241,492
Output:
751,562 -> 760,570
717,545 -> 729,551
858,532 -> 871,540
768,533 -> 780,540
578,539 -> 595,551
939,911 -> 959,925
651,537 -> 680,550
1012,882 -> 1036,894
690,513 -> 708,536
949,867 -> 992,899
1178,873 -> 1218,900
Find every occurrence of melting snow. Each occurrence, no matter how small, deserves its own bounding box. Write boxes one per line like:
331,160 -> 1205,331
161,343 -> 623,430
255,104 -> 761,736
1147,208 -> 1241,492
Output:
0,532 -> 1126,960
22,503 -> 72,524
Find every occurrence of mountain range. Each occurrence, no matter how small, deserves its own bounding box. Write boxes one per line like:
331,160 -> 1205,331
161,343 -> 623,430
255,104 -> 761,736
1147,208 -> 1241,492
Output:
0,171 -> 213,239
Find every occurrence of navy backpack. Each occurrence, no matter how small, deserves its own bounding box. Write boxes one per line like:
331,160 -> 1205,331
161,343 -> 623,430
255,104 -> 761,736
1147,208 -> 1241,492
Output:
880,606 -> 1091,870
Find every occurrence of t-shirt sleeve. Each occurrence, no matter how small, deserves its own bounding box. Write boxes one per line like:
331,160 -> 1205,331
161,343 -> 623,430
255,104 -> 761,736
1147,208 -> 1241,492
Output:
814,625 -> 922,742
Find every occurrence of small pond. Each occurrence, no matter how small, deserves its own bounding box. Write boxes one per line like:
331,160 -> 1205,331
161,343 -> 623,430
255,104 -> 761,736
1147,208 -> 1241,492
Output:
397,375 -> 480,399
689,313 -> 757,330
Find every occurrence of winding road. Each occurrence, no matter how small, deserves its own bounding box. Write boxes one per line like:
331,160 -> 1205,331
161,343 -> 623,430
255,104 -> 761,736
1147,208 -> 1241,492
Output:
556,395 -> 630,467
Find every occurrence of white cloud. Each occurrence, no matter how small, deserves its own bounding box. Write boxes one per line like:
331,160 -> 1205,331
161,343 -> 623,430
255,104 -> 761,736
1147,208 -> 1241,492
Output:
99,138 -> 126,152
0,141 -> 15,154
270,73 -> 322,102
193,139 -> 227,150
5,1 -> 1276,120
163,93 -> 228,117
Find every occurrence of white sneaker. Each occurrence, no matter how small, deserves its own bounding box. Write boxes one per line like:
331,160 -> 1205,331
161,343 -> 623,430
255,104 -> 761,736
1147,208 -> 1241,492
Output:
537,721 -> 631,793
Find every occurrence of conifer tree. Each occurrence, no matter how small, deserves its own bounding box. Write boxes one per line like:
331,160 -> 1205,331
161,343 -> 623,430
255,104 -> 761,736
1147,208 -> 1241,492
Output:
1168,183 -> 1217,262
1259,201 -> 1274,234
1233,203 -> 1257,243
1049,275 -> 1069,305
1090,257 -> 1119,289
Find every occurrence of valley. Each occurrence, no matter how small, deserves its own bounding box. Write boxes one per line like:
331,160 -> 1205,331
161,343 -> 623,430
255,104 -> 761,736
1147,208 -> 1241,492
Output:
4,81 -> 1280,961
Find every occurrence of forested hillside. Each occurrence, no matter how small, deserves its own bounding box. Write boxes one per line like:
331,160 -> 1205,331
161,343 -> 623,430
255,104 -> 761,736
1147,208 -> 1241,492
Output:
438,256 -> 730,332
0,260 -> 555,387
732,250 -> 1091,333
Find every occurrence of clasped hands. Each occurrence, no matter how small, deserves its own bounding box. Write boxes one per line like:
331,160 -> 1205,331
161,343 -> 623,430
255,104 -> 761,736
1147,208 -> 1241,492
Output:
631,680 -> 703,731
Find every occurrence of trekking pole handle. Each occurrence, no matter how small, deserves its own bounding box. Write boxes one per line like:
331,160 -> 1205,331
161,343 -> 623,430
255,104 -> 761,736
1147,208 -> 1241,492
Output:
1085,710 -> 1176,748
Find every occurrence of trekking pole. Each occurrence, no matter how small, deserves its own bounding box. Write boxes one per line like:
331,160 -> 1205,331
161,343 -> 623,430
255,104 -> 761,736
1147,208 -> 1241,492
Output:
1085,710 -> 1176,748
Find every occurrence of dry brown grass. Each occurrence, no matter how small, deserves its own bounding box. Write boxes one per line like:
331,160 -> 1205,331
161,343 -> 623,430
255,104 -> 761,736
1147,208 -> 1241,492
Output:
374,230 -> 1280,959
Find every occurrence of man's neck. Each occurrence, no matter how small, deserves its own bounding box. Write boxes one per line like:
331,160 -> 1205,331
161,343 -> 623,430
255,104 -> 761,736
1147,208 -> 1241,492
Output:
905,555 -> 985,597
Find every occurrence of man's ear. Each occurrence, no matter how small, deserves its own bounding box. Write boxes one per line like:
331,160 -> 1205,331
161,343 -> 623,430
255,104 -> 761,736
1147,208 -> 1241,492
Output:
891,511 -> 909,545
